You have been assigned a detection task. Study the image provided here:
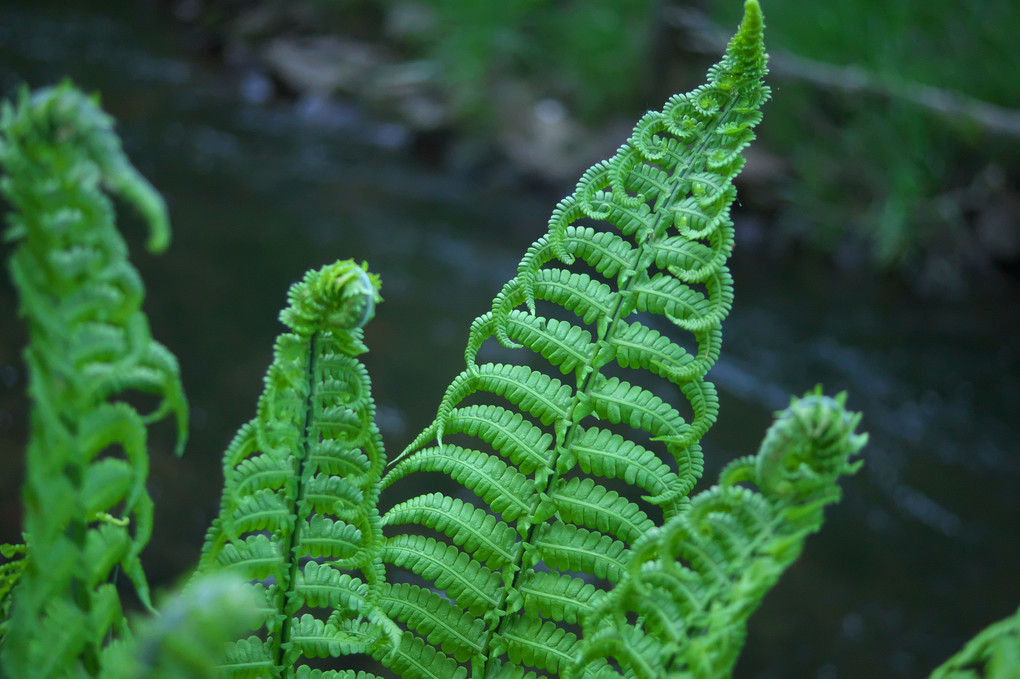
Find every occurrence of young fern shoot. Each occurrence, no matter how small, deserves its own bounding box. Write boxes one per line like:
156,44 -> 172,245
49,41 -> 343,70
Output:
195,261 -> 397,678
570,390 -> 867,678
0,82 -> 186,678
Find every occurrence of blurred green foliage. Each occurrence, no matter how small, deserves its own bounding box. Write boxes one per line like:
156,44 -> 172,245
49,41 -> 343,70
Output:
381,0 -> 658,122
195,0 -> 1020,280
709,0 -> 1020,281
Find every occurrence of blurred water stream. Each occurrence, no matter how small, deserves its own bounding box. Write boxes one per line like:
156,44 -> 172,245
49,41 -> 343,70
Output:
0,2 -> 1017,678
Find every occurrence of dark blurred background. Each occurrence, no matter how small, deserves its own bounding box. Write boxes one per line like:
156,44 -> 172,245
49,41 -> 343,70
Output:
1,1 -> 1018,677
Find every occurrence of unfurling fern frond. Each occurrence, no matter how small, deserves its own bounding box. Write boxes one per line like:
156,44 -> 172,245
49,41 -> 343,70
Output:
379,2 -> 770,677
567,390 -> 867,679
930,606 -> 1020,679
0,81 -> 187,678
195,260 -> 397,678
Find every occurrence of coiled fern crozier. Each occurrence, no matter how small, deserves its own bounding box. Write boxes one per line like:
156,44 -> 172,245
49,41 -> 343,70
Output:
3,1 -> 1013,678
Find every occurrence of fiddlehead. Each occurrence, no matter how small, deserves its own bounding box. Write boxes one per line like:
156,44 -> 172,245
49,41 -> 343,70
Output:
0,81 -> 187,678
569,390 -> 867,679
377,3 -> 769,677
196,260 -> 396,678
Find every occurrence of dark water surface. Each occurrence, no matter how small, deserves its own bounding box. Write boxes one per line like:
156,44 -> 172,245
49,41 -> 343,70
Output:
1,2 -> 1018,677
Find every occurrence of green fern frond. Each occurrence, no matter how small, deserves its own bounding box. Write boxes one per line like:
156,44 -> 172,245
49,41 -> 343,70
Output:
98,574 -> 260,679
383,445 -> 536,521
568,389 -> 867,679
517,570 -> 604,626
376,2 -> 771,676
531,522 -> 629,583
295,669 -> 386,679
219,636 -> 277,679
379,583 -> 487,662
380,535 -> 502,616
194,260 -> 392,677
0,541 -> 27,642
930,605 -> 1020,679
0,81 -> 187,677
550,476 -> 655,544
502,617 -> 580,675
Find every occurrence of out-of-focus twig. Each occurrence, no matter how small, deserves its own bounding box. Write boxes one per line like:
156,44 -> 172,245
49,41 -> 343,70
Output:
663,4 -> 1020,138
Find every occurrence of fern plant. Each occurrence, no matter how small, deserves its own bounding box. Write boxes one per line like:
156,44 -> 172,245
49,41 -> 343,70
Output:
930,606 -> 1020,679
2,2 -> 1011,678
187,3 -> 862,677
568,390 -> 865,678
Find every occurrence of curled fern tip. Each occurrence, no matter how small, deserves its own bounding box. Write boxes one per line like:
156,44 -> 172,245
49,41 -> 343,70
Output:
280,259 -> 383,336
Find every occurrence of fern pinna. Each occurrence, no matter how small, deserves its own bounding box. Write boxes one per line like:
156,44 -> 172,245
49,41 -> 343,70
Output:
377,2 -> 772,677
194,261 -> 396,677
0,83 -> 186,677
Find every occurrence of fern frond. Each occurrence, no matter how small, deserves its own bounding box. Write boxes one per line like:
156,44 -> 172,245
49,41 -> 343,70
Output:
532,523 -> 629,584
299,515 -> 364,559
220,637 -> 278,679
588,375 -> 687,437
422,404 -> 552,474
366,628 -> 467,679
503,617 -> 580,675
380,3 -> 771,677
380,535 -> 502,616
287,614 -> 373,661
380,583 -> 487,662
194,260 -> 392,676
295,669 -> 386,679
569,425 -> 695,506
0,541 -> 27,642
930,605 -> 1020,679
215,534 -> 285,581
383,446 -> 535,521
98,574 -> 260,679
550,477 -> 654,544
517,571 -> 604,625
435,364 -> 574,432
0,81 -> 186,677
568,389 -> 867,679
297,562 -> 370,612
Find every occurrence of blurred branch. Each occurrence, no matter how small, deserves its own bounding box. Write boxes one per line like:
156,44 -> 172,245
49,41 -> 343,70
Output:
664,4 -> 1020,138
